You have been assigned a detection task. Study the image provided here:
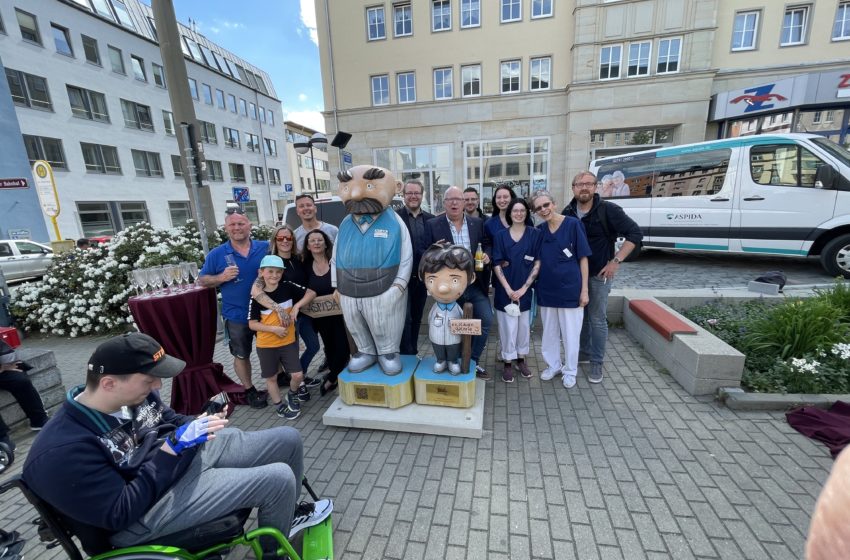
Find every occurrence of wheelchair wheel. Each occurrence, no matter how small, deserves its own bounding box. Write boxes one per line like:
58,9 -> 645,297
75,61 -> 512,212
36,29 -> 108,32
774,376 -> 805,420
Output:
0,443 -> 13,474
93,552 -> 195,560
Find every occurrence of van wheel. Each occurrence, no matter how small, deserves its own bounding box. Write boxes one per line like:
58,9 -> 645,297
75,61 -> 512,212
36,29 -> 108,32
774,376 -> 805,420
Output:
821,234 -> 850,278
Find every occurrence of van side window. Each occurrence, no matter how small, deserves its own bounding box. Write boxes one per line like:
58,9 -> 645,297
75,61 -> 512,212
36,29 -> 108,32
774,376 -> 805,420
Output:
750,144 -> 825,188
598,148 -> 730,198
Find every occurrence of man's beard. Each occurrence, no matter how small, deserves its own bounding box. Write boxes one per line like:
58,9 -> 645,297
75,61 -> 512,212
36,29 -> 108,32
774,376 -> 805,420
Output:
345,198 -> 384,214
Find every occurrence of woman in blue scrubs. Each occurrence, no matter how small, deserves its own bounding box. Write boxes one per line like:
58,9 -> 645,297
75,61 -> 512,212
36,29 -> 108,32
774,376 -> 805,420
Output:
531,191 -> 591,389
492,198 -> 542,382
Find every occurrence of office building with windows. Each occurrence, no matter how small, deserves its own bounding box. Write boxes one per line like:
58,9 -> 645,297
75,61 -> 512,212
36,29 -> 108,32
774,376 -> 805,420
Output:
1,0 -> 289,241
316,0 -> 849,212
283,120 -> 332,203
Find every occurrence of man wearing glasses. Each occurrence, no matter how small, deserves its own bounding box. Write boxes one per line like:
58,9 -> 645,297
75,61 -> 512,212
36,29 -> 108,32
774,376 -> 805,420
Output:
397,180 -> 435,356
463,187 -> 485,219
562,171 -> 642,384
426,186 -> 493,380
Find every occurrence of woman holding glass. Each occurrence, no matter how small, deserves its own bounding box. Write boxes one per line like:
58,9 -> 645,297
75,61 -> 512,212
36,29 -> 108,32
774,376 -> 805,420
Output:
303,229 -> 351,395
531,191 -> 591,389
492,198 -> 541,383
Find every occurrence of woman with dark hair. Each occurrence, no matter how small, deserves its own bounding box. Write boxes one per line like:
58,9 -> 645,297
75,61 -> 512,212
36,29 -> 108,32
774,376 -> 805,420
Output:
303,229 -> 351,395
484,185 -> 517,242
492,198 -> 541,382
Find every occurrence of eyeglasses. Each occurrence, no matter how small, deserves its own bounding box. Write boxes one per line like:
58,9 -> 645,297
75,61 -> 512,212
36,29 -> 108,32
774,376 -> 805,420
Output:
573,181 -> 597,188
444,198 -> 463,203
224,208 -> 246,215
404,192 -> 422,197
275,236 -> 293,242
463,197 -> 479,202
534,201 -> 552,212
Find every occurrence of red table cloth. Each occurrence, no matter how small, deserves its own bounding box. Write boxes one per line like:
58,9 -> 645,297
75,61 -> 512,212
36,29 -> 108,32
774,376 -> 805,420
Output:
128,286 -> 245,414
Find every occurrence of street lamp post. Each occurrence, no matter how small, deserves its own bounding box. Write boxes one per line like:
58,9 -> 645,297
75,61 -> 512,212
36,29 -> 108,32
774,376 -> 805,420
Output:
293,133 -> 328,203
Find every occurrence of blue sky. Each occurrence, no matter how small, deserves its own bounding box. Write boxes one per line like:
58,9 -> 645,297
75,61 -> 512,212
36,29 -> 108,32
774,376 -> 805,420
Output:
168,0 -> 325,131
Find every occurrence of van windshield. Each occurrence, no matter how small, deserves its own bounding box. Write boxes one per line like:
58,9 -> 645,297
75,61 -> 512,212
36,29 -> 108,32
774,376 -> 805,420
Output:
812,137 -> 850,167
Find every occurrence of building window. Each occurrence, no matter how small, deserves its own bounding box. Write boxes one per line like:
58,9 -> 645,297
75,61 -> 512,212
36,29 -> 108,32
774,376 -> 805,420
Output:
502,0 -> 521,23
252,166 -> 265,184
529,57 -> 550,90
501,60 -> 521,93
627,41 -> 651,77
259,107 -> 266,123
269,168 -> 281,185
227,93 -> 237,113
657,37 -> 681,74
463,138 -> 550,210
5,69 -> 52,110
461,0 -> 480,28
131,149 -> 163,178
206,160 -> 223,181
461,64 -> 481,97
23,135 -> 67,169
110,0 -> 136,30
394,4 -> 412,36
732,10 -> 759,51
813,111 -> 822,124
81,35 -> 100,65
51,24 -> 73,56
67,86 -> 109,122
781,6 -> 809,46
188,78 -> 198,100
199,120 -> 217,144
162,110 -> 175,135
0,12 -> 5,34
264,138 -> 278,157
81,143 -> 121,174
531,0 -> 552,18
239,98 -> 248,116
121,99 -> 154,131
229,163 -> 246,183
152,63 -> 166,88
371,74 -> 390,106
77,203 -> 116,237
432,1 -> 451,32
246,133 -> 260,152
268,110 -> 275,126
434,67 -> 453,99
16,9 -> 41,45
223,127 -> 240,149
367,6 -> 386,40
826,110 -> 835,123
202,83 -> 213,104
835,2 -> 850,40
130,55 -> 146,81
215,89 -> 225,109
599,45 -> 621,80
249,102 -> 258,119
398,72 -> 416,103
108,45 -> 124,73
168,201 -> 191,226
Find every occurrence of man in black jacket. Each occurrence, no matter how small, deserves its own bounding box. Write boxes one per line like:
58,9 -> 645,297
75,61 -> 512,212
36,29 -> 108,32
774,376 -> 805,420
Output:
563,171 -> 642,383
397,179 -> 435,355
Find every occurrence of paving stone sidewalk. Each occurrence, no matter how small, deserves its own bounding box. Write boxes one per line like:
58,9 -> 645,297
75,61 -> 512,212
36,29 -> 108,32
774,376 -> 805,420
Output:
1,327 -> 834,559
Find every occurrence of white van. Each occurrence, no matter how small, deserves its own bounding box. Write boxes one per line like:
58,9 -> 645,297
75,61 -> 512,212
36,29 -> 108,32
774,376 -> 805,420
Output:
589,133 -> 850,277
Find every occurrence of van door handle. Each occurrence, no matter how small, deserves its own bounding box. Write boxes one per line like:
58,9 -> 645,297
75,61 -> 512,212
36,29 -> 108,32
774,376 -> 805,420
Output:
743,196 -> 765,201
710,197 -> 729,202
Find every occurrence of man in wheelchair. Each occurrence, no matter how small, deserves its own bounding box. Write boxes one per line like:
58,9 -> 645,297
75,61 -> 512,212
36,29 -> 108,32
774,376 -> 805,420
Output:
21,333 -> 331,559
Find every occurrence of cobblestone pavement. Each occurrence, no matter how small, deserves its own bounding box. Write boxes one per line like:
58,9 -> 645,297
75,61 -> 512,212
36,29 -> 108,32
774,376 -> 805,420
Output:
1,325 -> 834,559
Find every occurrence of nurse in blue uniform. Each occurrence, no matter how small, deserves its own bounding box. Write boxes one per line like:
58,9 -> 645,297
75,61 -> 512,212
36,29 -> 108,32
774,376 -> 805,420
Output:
531,191 -> 591,389
492,198 -> 541,383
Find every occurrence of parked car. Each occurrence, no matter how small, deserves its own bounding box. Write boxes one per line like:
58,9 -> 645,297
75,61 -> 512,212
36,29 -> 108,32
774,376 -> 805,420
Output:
0,240 -> 54,281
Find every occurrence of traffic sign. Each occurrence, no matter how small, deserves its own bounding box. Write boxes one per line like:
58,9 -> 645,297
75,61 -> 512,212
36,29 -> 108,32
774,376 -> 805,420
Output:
0,178 -> 27,189
284,183 -> 293,193
232,187 -> 250,202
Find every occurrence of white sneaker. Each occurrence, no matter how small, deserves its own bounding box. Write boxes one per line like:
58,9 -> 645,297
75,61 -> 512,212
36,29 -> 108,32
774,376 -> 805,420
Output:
433,360 -> 447,373
289,499 -> 333,538
562,374 -> 577,388
540,366 -> 560,381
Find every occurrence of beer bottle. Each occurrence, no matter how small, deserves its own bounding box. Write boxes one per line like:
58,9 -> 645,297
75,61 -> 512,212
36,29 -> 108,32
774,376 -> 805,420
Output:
474,243 -> 484,272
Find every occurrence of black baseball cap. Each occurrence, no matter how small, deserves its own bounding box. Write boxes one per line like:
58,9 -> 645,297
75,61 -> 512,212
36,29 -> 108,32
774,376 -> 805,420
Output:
87,333 -> 185,378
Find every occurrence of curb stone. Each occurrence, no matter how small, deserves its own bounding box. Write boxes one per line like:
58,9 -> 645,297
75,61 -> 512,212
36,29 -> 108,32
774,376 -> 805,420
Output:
718,387 -> 850,411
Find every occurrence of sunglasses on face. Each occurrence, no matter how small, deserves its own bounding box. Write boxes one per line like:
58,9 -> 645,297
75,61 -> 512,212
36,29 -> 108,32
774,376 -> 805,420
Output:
224,208 -> 246,216
275,236 -> 293,242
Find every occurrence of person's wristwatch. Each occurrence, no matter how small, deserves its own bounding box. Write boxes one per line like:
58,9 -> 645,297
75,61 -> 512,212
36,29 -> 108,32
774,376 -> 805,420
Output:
612,256 -> 622,264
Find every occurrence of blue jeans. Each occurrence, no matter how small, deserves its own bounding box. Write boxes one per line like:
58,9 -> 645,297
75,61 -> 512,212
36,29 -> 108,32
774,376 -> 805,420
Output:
580,275 -> 611,364
458,285 -> 493,363
298,315 -> 320,373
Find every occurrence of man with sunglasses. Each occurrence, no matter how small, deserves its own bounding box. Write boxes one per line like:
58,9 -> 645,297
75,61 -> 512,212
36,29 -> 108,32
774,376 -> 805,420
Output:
561,171 -> 642,384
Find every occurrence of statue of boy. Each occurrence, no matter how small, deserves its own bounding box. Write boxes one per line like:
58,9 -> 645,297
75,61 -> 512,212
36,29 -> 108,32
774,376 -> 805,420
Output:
333,165 -> 412,375
419,242 -> 475,374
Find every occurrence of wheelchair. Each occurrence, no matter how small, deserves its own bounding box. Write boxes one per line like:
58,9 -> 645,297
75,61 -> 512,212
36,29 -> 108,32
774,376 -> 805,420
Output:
0,474 -> 333,560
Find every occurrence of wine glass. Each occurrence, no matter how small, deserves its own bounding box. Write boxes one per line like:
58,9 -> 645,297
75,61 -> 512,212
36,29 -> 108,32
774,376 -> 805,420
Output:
179,262 -> 191,289
189,262 -> 199,288
163,265 -> 177,294
129,269 -> 144,297
171,265 -> 184,292
147,267 -> 164,296
224,254 -> 241,283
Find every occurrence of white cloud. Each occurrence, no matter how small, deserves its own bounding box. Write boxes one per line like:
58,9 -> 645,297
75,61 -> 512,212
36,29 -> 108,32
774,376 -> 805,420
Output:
299,0 -> 319,46
298,93 -> 308,102
285,110 -> 326,133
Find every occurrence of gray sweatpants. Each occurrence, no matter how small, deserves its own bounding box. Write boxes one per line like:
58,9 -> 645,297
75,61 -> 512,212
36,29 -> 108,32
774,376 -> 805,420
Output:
111,426 -> 303,551
340,287 -> 406,355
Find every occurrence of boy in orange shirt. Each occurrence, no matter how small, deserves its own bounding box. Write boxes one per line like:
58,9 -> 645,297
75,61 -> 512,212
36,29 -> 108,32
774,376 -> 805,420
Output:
249,255 -> 315,420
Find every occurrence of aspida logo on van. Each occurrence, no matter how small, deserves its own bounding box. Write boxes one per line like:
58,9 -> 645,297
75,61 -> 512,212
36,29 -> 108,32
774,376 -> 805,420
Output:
667,213 -> 703,221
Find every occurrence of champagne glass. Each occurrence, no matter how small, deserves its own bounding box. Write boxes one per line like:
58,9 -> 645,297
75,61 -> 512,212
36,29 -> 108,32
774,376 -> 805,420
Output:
163,265 -> 176,294
224,254 -> 241,283
129,269 -> 144,297
171,265 -> 184,292
189,262 -> 199,288
147,267 -> 163,296
179,262 -> 191,289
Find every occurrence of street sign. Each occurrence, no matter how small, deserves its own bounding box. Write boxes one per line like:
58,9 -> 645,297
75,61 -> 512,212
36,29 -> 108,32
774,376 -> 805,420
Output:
32,161 -> 60,218
232,187 -> 250,202
8,229 -> 30,240
342,151 -> 353,171
284,183 -> 293,193
0,178 -> 28,189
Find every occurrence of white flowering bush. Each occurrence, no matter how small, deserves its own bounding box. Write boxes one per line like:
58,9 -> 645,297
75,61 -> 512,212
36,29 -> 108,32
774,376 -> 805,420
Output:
12,221 -> 206,337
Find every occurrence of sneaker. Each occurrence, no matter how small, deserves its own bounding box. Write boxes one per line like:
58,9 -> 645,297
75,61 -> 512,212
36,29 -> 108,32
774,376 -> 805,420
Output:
588,363 -> 604,384
289,499 -> 333,539
475,365 -> 491,380
304,376 -> 322,389
286,391 -> 301,412
276,402 -> 301,420
433,360 -> 447,373
501,363 -> 515,383
448,361 -> 462,375
516,361 -> 532,379
297,384 -> 311,402
247,387 -> 268,409
563,374 -> 577,388
540,366 -> 560,381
